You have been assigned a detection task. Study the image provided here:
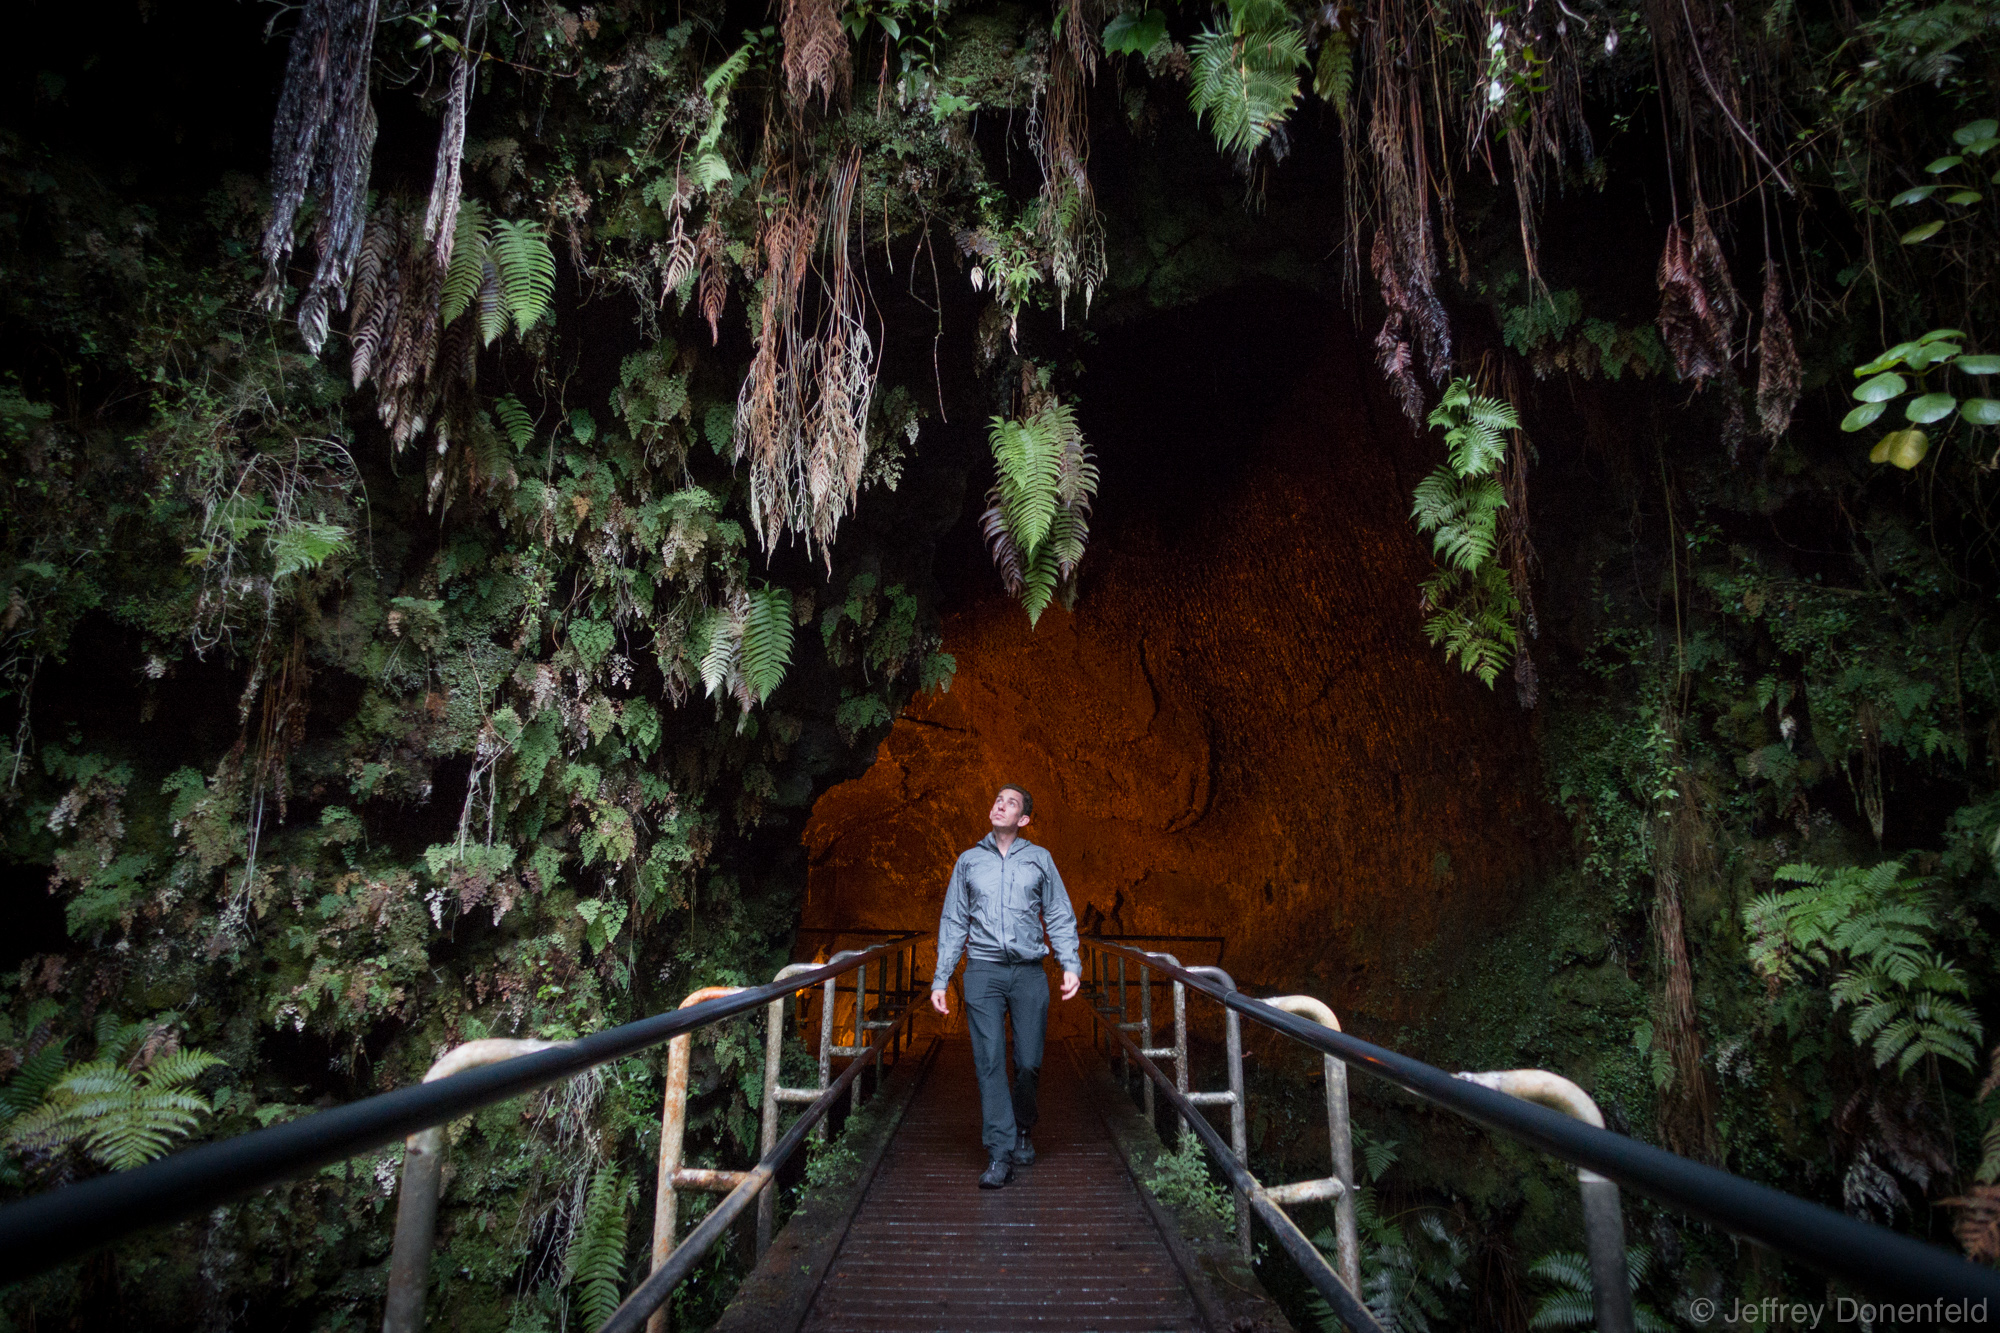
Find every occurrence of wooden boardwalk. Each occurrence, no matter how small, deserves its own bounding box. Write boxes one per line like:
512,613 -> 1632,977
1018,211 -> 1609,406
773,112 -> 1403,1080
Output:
799,1040 -> 1205,1332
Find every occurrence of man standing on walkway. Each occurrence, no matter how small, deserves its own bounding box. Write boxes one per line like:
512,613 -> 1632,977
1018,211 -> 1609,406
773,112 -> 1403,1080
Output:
929,784 -> 1083,1188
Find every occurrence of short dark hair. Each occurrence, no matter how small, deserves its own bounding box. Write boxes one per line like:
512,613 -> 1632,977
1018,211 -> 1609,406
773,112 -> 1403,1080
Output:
999,784 -> 1034,818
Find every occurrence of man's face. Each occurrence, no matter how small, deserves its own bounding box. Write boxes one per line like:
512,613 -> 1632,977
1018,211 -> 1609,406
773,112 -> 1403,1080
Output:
988,788 -> 1029,832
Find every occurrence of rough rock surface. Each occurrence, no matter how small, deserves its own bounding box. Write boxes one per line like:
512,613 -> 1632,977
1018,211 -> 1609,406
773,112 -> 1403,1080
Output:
802,331 -> 1546,1027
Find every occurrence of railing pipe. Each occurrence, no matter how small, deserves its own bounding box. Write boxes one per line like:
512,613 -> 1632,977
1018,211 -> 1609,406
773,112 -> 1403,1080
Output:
649,984 -> 745,1333
382,1039 -> 558,1333
601,1000 -> 910,1333
1460,1070 -> 1632,1333
0,934 -> 921,1288
1083,937 -> 2000,1309
1094,999 -> 1384,1333
1185,963 -> 1250,1257
1267,995 -> 1360,1301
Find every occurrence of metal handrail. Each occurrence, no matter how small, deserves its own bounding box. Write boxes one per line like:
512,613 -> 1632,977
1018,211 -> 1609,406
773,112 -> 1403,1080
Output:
1084,936 -> 2000,1318
1085,942 -> 1373,1331
0,933 -> 924,1287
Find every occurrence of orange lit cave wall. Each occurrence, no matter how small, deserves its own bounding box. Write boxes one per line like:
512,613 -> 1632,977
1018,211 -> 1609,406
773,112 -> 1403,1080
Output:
802,294 -> 1548,1033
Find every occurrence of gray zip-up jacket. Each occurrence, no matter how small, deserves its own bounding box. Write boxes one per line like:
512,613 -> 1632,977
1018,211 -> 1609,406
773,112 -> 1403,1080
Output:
932,833 -> 1082,988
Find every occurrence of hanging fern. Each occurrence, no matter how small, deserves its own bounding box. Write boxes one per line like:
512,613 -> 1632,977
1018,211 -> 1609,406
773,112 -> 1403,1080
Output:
1410,378 -> 1523,687
566,1163 -> 632,1332
1420,564 -> 1519,687
741,585 -> 795,705
1190,1 -> 1310,157
1314,29 -> 1353,117
1747,859 -> 1983,1074
5,1044 -> 225,1172
494,395 -> 536,452
982,399 -> 1097,627
433,206 -> 556,347
490,219 -> 557,339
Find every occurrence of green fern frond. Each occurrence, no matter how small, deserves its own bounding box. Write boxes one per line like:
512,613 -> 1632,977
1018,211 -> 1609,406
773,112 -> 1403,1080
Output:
6,1044 -> 221,1171
695,605 -> 740,702
986,399 -> 1096,625
1190,24 -> 1307,156
495,396 -> 537,452
989,409 -> 1067,554
490,219 -> 556,339
142,1050 -> 224,1088
440,198 -> 491,329
702,43 -> 754,102
475,257 -> 507,347
741,586 -> 795,705
1,1042 -> 68,1122
568,1164 -> 632,1331
1314,30 -> 1353,114
689,151 -> 733,192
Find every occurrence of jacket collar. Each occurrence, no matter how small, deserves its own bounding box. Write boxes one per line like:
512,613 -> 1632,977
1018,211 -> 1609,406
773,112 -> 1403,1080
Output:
977,831 -> 1036,857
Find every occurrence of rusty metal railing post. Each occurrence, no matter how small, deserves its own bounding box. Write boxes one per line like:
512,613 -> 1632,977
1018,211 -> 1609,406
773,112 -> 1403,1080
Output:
382,1039 -> 558,1333
1458,1070 -> 1633,1333
1267,996 -> 1360,1299
758,963 -> 822,1256
649,987 -> 746,1333
1185,964 -> 1249,1258
1137,960 -> 1155,1122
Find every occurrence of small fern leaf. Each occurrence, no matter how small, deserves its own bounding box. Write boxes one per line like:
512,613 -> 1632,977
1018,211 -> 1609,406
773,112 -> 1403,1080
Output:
491,219 -> 557,339
495,396 -> 537,452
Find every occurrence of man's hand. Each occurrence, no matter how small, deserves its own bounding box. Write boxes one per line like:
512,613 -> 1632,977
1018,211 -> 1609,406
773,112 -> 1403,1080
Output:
930,988 -> 950,1015
1059,971 -> 1081,1001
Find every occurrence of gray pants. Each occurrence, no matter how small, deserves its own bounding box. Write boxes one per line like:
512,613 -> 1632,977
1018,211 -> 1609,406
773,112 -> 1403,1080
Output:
962,959 -> 1049,1162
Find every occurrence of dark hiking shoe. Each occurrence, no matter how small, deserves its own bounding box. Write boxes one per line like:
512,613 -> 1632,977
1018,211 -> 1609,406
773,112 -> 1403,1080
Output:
1013,1130 -> 1035,1165
979,1158 -> 1014,1189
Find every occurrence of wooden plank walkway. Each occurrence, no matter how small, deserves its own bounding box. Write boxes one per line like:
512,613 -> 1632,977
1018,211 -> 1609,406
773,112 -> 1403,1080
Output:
800,1039 -> 1206,1332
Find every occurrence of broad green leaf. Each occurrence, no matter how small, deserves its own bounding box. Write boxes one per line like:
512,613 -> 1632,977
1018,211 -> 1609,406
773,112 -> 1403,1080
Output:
1926,155 -> 1965,173
1854,372 -> 1908,403
1947,190 -> 1983,204
1880,429 -> 1931,469
1953,119 -> 1998,146
1857,341 -> 1921,374
1955,354 -> 2000,374
1920,328 -> 1967,341
1904,342 -> 1962,369
1901,220 -> 1946,244
1905,392 -> 1957,424
1961,398 -> 2000,425
1841,402 -> 1886,432
878,14 -> 901,39
1891,185 -> 1941,206
1104,9 -> 1168,55
1970,137 -> 2000,156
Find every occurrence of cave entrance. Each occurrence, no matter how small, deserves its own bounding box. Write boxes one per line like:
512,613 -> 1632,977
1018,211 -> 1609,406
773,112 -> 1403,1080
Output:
800,289 -> 1542,1037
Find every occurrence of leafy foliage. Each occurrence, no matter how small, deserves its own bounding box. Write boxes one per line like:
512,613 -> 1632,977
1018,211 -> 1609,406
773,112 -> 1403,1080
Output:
1188,0 -> 1310,158
1411,380 -> 1522,686
566,1163 -> 633,1331
1143,1134 -> 1234,1223
1527,1246 -> 1672,1331
4,1018 -> 224,1172
981,396 -> 1097,627
1746,861 -> 1982,1075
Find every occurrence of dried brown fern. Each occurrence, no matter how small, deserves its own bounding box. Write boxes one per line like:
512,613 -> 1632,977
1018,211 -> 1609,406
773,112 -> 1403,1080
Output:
697,218 -> 730,345
1656,219 -> 1734,384
260,0 -> 381,352
781,0 -> 851,110
1756,261 -> 1801,437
